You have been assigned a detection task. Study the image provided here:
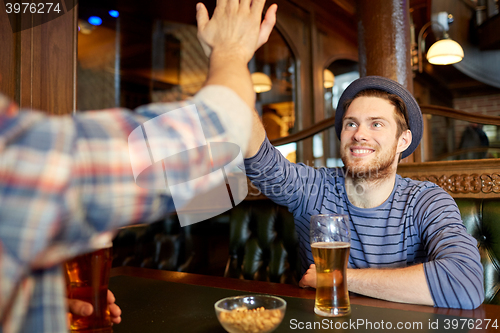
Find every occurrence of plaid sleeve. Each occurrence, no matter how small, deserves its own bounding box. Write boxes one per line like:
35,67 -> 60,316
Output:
0,85 -> 252,332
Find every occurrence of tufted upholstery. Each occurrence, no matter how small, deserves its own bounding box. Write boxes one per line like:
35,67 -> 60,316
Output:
227,198 -> 500,305
455,198 -> 500,305
112,217 -> 190,271
224,200 -> 301,284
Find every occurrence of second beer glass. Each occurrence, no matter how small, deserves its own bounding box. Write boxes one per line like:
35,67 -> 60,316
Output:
310,214 -> 351,317
64,244 -> 113,332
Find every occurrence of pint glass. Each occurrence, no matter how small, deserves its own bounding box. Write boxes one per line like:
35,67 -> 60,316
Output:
64,244 -> 113,332
310,214 -> 351,317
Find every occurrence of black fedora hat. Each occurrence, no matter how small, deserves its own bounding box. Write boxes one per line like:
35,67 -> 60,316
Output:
334,76 -> 423,159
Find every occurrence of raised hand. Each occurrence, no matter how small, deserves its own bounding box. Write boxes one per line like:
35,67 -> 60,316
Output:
196,0 -> 277,61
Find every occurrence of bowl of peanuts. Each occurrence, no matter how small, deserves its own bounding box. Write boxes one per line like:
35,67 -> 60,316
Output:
214,295 -> 286,333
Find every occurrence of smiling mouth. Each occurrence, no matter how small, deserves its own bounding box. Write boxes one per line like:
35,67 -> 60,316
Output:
350,148 -> 374,155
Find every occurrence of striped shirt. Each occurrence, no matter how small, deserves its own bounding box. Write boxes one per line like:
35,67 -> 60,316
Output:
245,137 -> 484,309
0,85 -> 252,333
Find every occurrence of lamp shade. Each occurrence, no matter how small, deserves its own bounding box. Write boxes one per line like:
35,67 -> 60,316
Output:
251,72 -> 272,93
426,39 -> 464,65
323,69 -> 335,88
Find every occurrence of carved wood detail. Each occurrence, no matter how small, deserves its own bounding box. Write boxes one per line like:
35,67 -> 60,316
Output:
407,173 -> 500,195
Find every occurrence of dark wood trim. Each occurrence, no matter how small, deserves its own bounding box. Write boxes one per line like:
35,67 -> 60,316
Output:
271,116 -> 336,146
420,104 -> 500,125
271,105 -> 500,147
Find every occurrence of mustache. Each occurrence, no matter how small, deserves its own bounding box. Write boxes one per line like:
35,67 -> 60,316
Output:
345,144 -> 376,150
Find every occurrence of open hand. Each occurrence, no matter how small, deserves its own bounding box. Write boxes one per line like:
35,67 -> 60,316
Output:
196,0 -> 277,61
68,290 -> 122,325
299,264 -> 317,288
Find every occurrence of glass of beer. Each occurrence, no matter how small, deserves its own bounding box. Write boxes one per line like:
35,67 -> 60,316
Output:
64,243 -> 113,332
310,214 -> 351,317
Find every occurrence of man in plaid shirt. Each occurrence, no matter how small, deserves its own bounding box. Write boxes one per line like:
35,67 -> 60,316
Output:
0,1 -> 277,332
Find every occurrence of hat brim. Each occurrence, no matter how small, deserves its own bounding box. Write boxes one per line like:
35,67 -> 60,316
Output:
334,76 -> 423,160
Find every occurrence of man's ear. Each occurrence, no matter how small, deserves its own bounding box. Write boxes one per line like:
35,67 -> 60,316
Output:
397,129 -> 412,154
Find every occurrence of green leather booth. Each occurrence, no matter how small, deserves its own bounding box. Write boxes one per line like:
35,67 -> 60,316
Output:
112,197 -> 500,305
455,198 -> 500,305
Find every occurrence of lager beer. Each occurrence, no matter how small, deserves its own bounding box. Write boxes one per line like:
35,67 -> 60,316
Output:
309,214 -> 351,317
311,241 -> 350,316
64,246 -> 112,332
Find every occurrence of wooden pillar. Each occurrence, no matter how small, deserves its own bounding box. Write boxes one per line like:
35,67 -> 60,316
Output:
0,0 -> 77,115
355,0 -> 413,92
356,0 -> 418,162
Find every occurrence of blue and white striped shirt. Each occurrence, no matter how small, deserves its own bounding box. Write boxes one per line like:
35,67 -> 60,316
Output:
245,137 -> 484,309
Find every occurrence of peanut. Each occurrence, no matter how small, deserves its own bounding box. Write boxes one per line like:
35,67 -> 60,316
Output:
218,307 -> 283,333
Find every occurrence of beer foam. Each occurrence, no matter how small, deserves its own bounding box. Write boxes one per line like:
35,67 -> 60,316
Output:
311,241 -> 350,249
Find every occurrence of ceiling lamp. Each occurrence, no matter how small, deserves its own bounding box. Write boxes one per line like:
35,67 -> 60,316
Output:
323,69 -> 335,88
426,39 -> 464,65
251,72 -> 272,93
417,12 -> 464,73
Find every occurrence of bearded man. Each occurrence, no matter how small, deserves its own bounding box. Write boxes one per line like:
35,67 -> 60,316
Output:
243,76 -> 484,309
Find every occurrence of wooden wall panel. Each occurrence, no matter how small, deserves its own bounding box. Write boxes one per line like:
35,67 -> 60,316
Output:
0,0 -> 77,115
0,7 -> 18,102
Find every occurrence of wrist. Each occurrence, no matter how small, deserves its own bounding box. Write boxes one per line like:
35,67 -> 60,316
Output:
210,47 -> 250,66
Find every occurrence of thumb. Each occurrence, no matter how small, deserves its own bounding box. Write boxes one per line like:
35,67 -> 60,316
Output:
196,3 -> 209,32
257,4 -> 277,49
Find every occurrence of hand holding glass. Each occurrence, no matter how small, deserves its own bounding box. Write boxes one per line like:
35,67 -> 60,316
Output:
64,245 -> 113,332
310,214 -> 351,317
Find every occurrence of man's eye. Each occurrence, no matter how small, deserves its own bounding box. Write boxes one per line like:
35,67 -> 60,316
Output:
346,122 -> 356,128
373,122 -> 382,128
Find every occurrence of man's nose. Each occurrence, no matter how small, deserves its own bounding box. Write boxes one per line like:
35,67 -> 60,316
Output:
352,125 -> 369,142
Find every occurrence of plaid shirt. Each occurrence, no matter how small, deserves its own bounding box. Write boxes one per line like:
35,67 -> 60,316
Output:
0,86 -> 252,333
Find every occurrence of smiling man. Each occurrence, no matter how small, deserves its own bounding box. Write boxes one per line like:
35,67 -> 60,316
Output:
243,76 -> 484,309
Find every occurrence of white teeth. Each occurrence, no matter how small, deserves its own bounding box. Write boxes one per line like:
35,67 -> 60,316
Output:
352,149 -> 372,154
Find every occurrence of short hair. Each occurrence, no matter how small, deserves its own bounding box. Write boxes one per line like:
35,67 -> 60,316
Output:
342,89 -> 409,139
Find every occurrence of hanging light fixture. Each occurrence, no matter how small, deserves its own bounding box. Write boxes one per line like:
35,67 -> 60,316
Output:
426,38 -> 464,65
251,72 -> 272,93
323,69 -> 335,88
417,12 -> 464,73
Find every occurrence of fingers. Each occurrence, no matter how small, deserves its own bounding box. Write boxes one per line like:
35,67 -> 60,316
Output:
107,290 -> 122,324
299,264 -> 317,288
226,0 -> 239,13
299,274 -> 312,288
257,4 -> 277,48
68,298 -> 93,317
250,0 -> 266,17
240,0 -> 252,9
107,289 -> 116,303
196,3 -> 209,32
216,0 -> 228,13
109,303 -> 122,324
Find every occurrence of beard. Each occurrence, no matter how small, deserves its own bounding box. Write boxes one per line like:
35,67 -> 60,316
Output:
340,142 -> 398,183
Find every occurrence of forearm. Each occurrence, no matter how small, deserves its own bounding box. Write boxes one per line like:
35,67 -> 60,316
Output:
205,50 -> 255,109
347,264 -> 434,306
204,51 -> 265,158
